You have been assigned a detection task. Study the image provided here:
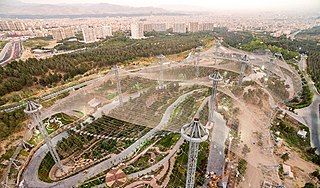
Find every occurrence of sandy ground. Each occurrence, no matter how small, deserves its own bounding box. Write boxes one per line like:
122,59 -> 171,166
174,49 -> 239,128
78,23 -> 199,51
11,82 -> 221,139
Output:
233,84 -> 318,188
281,150 -> 319,188
235,99 -> 280,188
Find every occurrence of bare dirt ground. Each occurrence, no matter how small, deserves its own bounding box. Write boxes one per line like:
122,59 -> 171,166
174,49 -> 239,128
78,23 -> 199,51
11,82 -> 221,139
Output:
234,98 -> 280,188
280,150 -> 319,188
233,84 -> 318,188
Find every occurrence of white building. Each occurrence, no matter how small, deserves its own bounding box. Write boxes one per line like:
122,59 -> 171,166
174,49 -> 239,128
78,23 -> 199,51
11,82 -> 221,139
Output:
297,129 -> 307,139
82,27 -> 96,43
188,22 -> 199,33
63,27 -> 75,39
153,23 -> 167,32
51,28 -> 65,41
173,23 -> 187,33
96,26 -> 112,38
131,23 -> 144,39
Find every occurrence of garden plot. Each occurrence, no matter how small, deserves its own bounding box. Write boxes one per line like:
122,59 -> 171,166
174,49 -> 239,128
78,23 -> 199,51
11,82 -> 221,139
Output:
108,83 -> 202,130
28,113 -> 77,145
56,115 -> 151,160
166,90 -> 208,131
124,133 -> 180,175
43,113 -> 77,134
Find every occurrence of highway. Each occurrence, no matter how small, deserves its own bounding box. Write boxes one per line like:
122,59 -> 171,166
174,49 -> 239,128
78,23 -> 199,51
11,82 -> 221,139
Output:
0,41 -> 23,66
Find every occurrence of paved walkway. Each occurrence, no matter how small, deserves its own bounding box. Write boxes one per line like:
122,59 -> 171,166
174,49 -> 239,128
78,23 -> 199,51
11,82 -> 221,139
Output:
22,91 -> 196,187
207,112 -> 229,176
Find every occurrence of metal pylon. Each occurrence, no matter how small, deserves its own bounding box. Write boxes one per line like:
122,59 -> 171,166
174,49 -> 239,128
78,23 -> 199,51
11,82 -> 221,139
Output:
24,101 -> 63,171
266,55 -> 275,79
194,46 -> 202,78
112,66 -> 123,106
214,41 -> 221,63
208,72 -> 223,123
181,118 -> 209,188
158,54 -> 165,89
238,55 -> 249,86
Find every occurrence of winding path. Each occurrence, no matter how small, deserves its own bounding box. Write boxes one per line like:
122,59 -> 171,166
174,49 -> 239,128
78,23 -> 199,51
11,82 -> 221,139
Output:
22,90 -> 197,187
295,56 -> 320,152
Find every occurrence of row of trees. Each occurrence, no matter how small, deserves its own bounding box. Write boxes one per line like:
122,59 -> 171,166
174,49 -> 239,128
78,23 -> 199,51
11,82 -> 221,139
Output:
0,32 -> 212,98
0,109 -> 26,141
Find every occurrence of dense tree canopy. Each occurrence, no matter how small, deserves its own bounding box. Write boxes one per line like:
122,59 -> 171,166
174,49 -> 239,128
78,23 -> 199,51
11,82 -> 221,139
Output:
0,32 -> 212,98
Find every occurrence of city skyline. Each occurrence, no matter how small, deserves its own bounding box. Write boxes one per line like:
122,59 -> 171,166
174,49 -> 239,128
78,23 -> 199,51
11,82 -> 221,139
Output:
19,0 -> 320,11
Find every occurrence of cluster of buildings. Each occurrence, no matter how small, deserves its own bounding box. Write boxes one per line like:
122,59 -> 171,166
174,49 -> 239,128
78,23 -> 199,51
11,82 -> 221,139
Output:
0,20 -> 26,31
50,25 -> 113,43
81,25 -> 113,43
130,22 -> 218,39
0,13 -> 319,41
51,27 -> 75,41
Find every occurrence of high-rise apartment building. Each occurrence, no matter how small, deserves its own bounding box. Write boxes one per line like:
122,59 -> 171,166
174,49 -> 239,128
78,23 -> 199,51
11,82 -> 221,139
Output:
173,23 -> 187,33
15,22 -> 26,31
189,22 -> 199,33
63,27 -> 75,39
7,21 -> 17,30
153,23 -> 167,32
0,21 -> 9,31
143,24 -> 153,32
82,27 -> 96,43
143,23 -> 167,32
51,28 -> 65,41
131,23 -> 144,39
201,23 -> 215,31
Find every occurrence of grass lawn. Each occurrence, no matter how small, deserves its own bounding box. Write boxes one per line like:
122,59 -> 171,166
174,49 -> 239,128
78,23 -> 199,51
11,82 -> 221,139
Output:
38,153 -> 55,182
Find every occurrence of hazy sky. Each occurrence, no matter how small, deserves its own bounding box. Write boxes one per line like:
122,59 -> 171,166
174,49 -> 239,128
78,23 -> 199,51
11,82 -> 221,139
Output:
20,0 -> 320,11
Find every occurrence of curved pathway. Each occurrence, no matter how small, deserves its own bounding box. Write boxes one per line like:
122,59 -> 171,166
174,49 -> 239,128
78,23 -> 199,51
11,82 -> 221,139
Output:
295,56 -> 320,152
22,90 -> 197,187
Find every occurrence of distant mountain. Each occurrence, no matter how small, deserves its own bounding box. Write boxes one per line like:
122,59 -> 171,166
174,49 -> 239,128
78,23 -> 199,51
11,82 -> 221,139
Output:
0,1 -> 168,17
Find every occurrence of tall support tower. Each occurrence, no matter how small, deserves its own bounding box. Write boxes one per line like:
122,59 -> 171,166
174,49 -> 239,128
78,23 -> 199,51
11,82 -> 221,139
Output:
158,54 -> 165,89
208,72 -> 223,123
214,40 -> 221,64
194,46 -> 202,78
238,55 -> 249,86
112,66 -> 123,107
266,55 -> 275,79
181,118 -> 209,188
24,101 -> 63,171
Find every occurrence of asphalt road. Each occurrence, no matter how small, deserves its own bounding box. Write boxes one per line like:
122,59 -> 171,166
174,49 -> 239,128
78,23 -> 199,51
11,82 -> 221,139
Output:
296,57 -> 320,152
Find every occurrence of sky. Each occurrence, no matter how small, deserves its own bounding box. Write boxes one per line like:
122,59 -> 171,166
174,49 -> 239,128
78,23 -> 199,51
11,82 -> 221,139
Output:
20,0 -> 320,11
